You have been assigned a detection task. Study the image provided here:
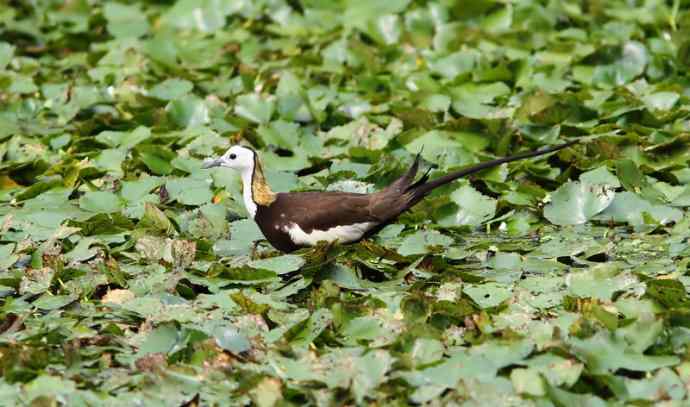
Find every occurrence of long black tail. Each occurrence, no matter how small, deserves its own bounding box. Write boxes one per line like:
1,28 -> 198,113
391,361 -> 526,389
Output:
406,139 -> 577,204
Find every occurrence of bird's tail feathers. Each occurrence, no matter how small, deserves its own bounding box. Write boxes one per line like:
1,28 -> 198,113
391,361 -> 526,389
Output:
385,150 -> 424,194
404,139 -> 577,205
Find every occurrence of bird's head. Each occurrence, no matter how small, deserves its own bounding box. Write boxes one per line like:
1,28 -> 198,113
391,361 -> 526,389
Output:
202,145 -> 255,172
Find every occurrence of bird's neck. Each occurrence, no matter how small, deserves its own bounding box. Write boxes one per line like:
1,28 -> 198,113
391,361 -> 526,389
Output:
240,159 -> 275,218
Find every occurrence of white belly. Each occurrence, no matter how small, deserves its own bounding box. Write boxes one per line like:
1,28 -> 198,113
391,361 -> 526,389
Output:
285,222 -> 376,246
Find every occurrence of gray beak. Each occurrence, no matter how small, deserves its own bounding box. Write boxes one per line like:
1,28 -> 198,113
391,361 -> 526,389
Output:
202,157 -> 222,169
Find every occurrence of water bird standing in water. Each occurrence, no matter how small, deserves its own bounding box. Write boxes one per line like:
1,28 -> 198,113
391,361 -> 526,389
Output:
202,141 -> 576,253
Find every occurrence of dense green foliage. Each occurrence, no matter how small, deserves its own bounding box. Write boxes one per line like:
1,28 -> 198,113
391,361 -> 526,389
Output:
2,0 -> 690,405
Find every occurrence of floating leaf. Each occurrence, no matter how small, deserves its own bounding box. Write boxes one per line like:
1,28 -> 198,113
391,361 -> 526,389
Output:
234,94 -> 275,124
138,325 -> 179,356
643,91 -> 680,112
0,243 -> 18,270
464,282 -> 512,308
284,308 -> 333,347
592,41 -> 649,87
213,326 -> 251,354
511,368 -> 545,397
96,126 -> 151,149
398,230 -> 453,256
165,178 -> 213,206
103,2 -> 149,38
597,191 -> 682,226
544,181 -> 615,225
568,332 -> 679,374
166,97 -> 209,128
160,0 -> 240,33
438,184 -> 497,227
149,78 -> 194,101
568,264 -> 637,301
580,167 -> 620,188
139,202 -> 175,234
249,254 -> 305,275
0,42 -> 14,70
79,191 -> 123,214
24,376 -> 76,404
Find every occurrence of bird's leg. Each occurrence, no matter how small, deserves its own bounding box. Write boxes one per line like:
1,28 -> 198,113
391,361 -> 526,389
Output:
250,240 -> 262,259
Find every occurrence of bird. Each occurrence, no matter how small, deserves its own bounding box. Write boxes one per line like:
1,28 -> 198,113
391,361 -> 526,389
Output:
202,141 -> 576,253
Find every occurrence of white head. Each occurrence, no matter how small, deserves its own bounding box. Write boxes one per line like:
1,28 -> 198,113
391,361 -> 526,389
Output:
202,145 -> 256,172
202,145 -> 275,219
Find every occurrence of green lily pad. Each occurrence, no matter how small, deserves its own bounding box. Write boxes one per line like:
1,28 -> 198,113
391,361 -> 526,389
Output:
464,282 -> 513,308
234,94 -> 275,124
166,97 -> 209,128
149,78 -> 194,101
544,181 -> 615,225
568,331 -> 679,374
597,191 -> 682,226
0,42 -> 15,70
79,191 -> 123,213
103,2 -> 149,38
95,126 -> 151,149
580,167 -> 621,188
137,324 -> 179,356
398,230 -> 453,256
249,254 -> 305,275
165,178 -> 213,206
0,243 -> 19,270
213,326 -> 252,354
438,184 -> 497,227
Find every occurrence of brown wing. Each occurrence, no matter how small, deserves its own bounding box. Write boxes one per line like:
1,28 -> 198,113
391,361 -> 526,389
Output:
271,191 -> 382,232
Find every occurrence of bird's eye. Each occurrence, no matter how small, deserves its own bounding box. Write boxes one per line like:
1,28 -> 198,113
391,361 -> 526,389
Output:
229,153 -> 237,159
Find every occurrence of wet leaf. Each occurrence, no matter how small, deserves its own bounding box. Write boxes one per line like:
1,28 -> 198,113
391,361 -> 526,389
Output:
234,94 -> 275,124
439,184 -> 497,227
167,97 -> 210,128
249,254 -> 305,275
96,126 -> 151,149
0,243 -> 19,270
464,282 -> 512,308
284,308 -> 332,347
643,91 -> 679,112
24,376 -> 77,404
569,332 -> 679,374
149,78 -> 194,101
0,42 -> 14,70
597,191 -> 682,226
79,191 -> 123,213
103,2 -> 149,38
592,41 -> 649,87
138,325 -> 179,356
165,178 -> 213,206
580,167 -> 621,188
398,230 -> 453,256
214,326 -> 251,354
544,181 -> 615,225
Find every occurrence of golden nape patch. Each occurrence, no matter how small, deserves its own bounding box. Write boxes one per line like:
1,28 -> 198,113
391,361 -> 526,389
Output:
251,161 -> 276,205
